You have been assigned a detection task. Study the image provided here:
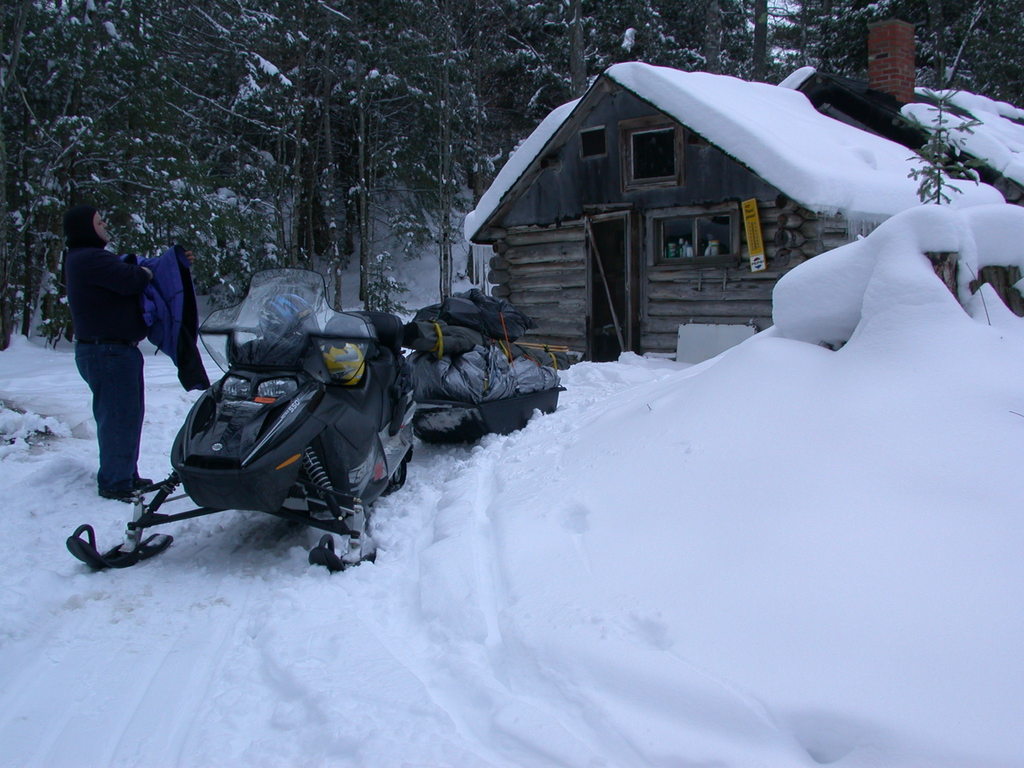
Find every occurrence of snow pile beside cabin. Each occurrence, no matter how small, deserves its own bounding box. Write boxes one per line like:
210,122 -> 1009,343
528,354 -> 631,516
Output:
465,62 -> 1002,240
475,202 -> 1024,766
773,203 -> 1024,347
903,89 -> 1024,187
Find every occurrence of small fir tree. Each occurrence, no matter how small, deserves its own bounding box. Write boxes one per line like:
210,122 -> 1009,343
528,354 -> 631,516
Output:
908,91 -> 982,205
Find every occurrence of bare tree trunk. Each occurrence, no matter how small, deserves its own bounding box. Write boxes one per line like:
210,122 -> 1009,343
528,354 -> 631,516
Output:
357,104 -> 370,303
438,22 -> 454,300
569,0 -> 586,97
704,0 -> 722,74
321,71 -> 343,306
289,99 -> 305,268
0,0 -> 31,349
19,234 -> 36,337
342,183 -> 357,304
928,0 -> 947,86
752,0 -> 768,81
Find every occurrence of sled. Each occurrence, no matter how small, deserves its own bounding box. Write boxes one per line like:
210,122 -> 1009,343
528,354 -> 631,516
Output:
413,387 -> 563,443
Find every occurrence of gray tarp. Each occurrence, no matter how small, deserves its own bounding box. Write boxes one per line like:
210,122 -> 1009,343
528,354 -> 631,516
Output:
410,345 -> 559,404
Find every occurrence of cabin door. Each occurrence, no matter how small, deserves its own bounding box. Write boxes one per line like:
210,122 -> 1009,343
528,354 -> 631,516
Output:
586,215 -> 633,362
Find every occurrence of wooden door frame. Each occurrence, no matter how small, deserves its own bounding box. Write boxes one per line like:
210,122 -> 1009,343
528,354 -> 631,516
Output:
585,211 -> 638,358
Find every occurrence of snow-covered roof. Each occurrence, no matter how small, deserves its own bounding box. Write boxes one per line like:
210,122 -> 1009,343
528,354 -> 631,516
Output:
463,98 -> 579,242
465,62 -> 1002,241
903,89 -> 1024,187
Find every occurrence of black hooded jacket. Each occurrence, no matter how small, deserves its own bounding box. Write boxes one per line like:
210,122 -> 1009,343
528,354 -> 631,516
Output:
63,206 -> 151,341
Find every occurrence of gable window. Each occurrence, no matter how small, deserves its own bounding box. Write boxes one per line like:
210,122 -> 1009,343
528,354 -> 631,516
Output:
632,128 -> 675,178
620,117 -> 683,189
580,127 -> 606,158
652,205 -> 740,267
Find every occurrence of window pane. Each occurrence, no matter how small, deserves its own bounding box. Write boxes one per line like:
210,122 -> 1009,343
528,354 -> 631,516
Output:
696,215 -> 733,256
661,218 -> 696,260
580,127 -> 606,157
632,128 -> 675,179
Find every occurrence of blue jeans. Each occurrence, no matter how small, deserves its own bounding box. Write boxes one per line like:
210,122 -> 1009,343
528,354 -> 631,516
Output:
75,343 -> 145,493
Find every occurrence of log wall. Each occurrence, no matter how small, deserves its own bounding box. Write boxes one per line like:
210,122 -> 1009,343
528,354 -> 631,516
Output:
993,176 -> 1024,206
639,195 -> 857,354
970,265 -> 1024,316
489,226 -> 588,351
487,196 -> 864,358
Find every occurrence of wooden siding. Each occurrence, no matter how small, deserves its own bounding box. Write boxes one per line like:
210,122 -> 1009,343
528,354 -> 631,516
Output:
489,84 -> 780,234
641,268 -> 778,353
992,175 -> 1024,206
970,265 -> 1024,316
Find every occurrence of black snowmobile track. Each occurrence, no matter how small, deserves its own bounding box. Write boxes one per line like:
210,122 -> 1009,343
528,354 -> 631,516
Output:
66,524 -> 173,570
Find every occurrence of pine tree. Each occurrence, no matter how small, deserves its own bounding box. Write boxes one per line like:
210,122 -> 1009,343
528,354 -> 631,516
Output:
907,91 -> 982,204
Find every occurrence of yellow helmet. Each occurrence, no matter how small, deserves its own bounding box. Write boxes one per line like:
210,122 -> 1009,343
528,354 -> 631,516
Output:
322,342 -> 367,385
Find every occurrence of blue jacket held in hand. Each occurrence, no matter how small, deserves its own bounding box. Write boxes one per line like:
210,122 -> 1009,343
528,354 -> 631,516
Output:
125,245 -> 210,391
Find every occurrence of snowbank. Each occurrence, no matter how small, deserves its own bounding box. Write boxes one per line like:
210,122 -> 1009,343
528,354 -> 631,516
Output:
773,203 -> 1024,346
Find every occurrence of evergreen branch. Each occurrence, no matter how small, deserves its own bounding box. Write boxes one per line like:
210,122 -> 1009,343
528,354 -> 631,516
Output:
947,2 -> 987,85
318,2 -> 352,22
165,75 -> 296,138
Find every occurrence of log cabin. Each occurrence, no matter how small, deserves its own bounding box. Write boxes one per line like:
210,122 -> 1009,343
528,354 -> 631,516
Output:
464,50 -> 1008,362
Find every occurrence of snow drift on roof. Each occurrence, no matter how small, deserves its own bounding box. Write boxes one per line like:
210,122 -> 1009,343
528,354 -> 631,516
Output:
903,89 -> 1024,187
465,63 -> 1002,242
777,65 -> 817,91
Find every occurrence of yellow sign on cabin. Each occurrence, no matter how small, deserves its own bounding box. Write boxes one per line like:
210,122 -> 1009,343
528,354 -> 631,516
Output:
742,199 -> 766,272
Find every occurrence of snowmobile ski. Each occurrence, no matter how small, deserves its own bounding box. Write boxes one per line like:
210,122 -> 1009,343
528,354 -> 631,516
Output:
307,534 -> 346,572
307,532 -> 377,572
66,524 -> 173,570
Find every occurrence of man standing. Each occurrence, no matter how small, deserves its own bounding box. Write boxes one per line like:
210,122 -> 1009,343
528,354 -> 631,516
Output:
63,205 -> 153,501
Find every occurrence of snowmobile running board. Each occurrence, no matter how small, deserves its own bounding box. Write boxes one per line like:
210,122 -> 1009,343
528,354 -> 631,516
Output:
66,473 -> 368,571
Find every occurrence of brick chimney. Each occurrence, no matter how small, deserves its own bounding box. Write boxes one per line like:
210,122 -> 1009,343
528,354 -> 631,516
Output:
867,19 -> 916,103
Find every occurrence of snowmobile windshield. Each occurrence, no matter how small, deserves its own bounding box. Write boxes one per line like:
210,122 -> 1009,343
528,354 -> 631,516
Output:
201,269 -> 376,381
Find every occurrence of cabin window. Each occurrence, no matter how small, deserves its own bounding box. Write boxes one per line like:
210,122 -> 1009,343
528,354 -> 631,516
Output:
620,118 -> 682,189
632,128 -> 675,178
652,206 -> 739,266
580,127 -> 606,158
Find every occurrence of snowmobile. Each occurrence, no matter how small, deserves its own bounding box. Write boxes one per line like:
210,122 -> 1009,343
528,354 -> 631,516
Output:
66,269 -> 415,572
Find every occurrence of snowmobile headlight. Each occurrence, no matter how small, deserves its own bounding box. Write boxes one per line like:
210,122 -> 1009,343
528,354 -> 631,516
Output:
321,341 -> 368,385
221,375 -> 252,400
255,377 -> 298,403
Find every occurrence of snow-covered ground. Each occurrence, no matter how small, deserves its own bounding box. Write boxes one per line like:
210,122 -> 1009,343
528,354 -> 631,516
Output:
2,204 -> 1024,767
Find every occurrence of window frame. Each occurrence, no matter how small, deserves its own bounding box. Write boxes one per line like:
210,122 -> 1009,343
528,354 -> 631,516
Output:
648,204 -> 742,268
619,116 -> 684,191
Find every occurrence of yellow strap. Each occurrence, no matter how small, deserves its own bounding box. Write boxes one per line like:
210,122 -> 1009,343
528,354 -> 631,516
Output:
432,322 -> 444,360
